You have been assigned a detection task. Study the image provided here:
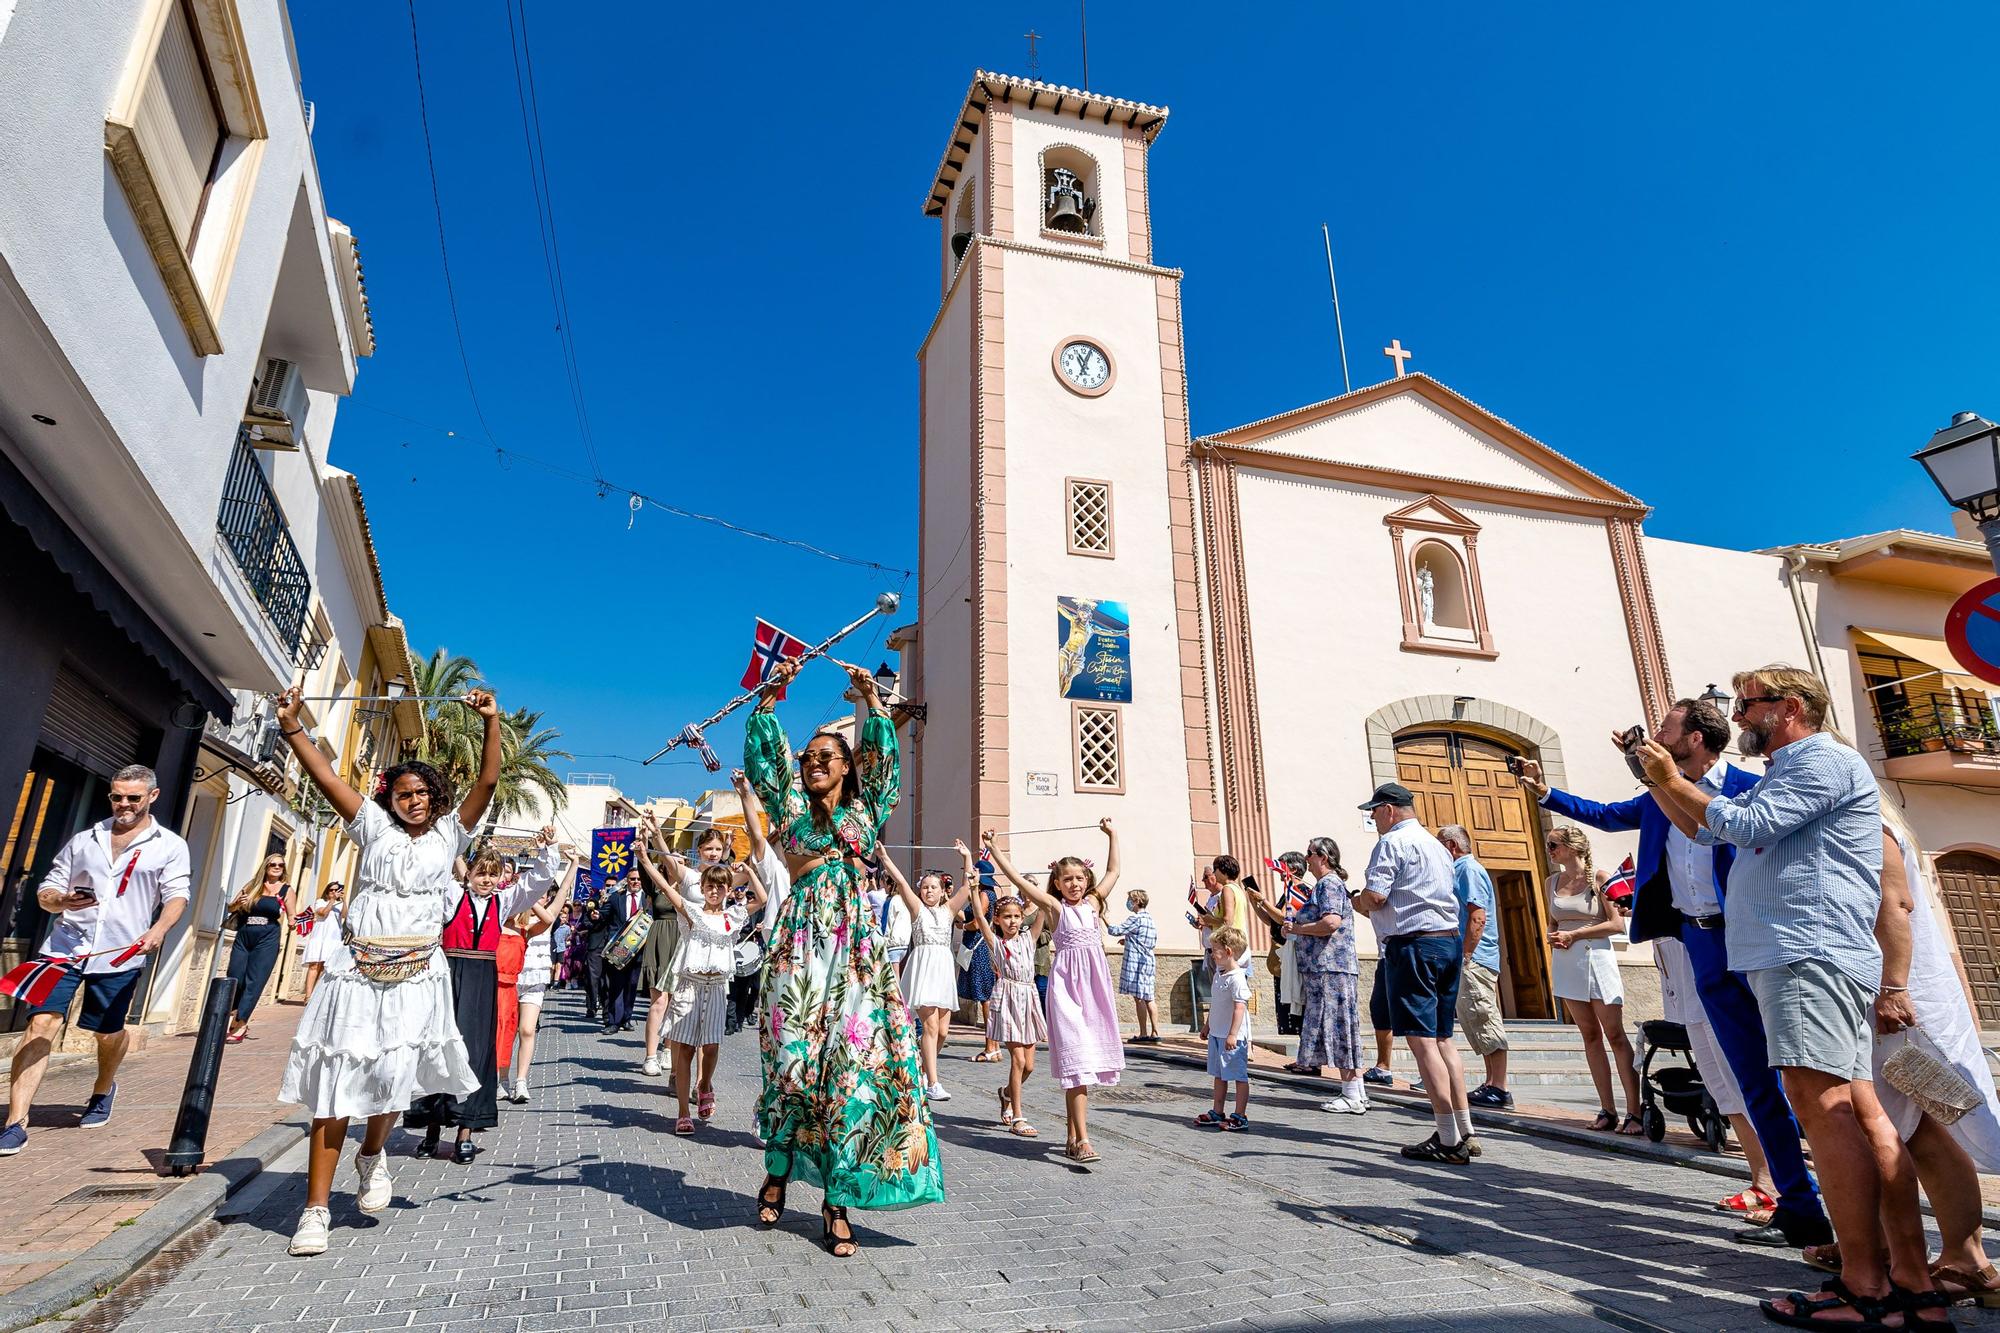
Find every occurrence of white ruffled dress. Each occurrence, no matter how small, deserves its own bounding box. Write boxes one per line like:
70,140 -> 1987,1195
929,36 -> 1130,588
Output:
278,802 -> 480,1119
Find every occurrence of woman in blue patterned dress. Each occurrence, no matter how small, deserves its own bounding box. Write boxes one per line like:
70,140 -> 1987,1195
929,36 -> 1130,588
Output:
744,657 -> 944,1255
1290,836 -> 1366,1113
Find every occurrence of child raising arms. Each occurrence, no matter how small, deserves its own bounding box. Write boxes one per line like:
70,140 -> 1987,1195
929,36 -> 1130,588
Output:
967,878 -> 1047,1137
986,818 -> 1124,1164
886,849 -> 971,1101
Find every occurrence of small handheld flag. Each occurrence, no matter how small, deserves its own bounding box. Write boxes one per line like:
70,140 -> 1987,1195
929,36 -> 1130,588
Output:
0,956 -> 73,1008
1604,855 -> 1637,904
740,618 -> 811,699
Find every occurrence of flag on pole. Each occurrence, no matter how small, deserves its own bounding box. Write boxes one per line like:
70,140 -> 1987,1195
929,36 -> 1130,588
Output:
0,956 -> 74,1008
1604,854 -> 1637,904
740,618 -> 811,698
592,827 -> 636,886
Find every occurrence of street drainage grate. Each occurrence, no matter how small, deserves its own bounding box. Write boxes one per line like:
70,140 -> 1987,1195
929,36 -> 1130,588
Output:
54,1182 -> 176,1206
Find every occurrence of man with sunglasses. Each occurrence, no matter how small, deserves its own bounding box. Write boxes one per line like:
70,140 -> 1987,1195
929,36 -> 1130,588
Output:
1638,668 -> 1943,1329
1,765 -> 190,1156
1519,697 -> 1827,1249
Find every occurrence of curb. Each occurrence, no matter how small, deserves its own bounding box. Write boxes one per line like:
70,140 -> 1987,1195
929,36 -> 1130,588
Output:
1119,1043 -> 2000,1231
0,1111 -> 309,1332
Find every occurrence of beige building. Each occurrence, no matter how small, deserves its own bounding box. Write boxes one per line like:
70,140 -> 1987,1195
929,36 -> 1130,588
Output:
904,70 -> 2000,1022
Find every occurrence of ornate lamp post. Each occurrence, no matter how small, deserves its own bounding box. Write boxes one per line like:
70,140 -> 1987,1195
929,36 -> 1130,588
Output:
1913,411 -> 2000,572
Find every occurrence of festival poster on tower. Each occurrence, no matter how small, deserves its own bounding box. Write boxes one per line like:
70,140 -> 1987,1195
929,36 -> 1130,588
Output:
1056,596 -> 1133,702
590,827 -> 636,899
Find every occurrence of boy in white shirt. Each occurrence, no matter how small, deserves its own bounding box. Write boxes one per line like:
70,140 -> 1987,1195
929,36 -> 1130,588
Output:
1195,925 -> 1252,1131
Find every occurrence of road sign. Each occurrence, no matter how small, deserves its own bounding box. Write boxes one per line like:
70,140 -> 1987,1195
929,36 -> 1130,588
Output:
1944,577 -> 2000,687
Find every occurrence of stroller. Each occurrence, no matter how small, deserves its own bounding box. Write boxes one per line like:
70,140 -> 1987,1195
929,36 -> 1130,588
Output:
1636,1019 -> 1729,1150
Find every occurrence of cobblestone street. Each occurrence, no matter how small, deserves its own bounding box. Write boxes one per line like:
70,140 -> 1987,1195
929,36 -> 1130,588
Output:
74,993 -> 2000,1332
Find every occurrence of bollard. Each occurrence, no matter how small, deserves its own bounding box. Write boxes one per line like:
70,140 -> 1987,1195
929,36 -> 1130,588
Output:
161,975 -> 241,1176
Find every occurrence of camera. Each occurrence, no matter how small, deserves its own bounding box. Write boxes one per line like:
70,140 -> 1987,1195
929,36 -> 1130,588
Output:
1505,755 -> 1525,777
1619,724 -> 1653,786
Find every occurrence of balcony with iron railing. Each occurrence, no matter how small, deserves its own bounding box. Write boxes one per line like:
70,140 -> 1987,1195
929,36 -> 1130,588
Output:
218,429 -> 312,658
1871,694 -> 2000,786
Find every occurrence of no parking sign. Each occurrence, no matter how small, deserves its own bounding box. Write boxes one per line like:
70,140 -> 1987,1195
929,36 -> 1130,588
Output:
1945,577 -> 2000,687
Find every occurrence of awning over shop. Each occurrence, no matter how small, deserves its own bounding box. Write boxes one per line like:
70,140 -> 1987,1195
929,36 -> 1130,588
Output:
1852,628 -> 1992,695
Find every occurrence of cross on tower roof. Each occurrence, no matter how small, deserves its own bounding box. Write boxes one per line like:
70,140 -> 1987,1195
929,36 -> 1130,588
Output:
1024,30 -> 1041,77
1383,339 -> 1413,379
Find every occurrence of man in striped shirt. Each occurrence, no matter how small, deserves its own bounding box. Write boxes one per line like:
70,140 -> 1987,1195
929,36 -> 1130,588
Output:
1641,666 -> 1939,1328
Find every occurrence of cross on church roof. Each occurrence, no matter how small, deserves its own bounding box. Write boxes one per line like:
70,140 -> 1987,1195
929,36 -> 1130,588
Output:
1025,30 -> 1041,77
1383,339 -> 1413,378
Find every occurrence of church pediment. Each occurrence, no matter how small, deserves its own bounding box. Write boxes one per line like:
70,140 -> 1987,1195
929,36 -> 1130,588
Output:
1199,375 -> 1644,516
1382,495 -> 1479,534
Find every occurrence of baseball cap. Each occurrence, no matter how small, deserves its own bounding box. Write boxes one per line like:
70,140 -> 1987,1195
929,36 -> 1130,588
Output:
1357,782 -> 1416,810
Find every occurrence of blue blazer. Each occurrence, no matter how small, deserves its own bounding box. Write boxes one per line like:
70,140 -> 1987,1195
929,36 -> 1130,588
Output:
1540,764 -> 1761,945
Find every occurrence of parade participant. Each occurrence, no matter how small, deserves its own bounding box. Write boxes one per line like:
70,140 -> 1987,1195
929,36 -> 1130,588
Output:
586,868 -> 647,1034
896,846 -> 973,1100
726,768 -> 784,1035
967,883 -> 1046,1137
403,830 -> 562,1161
0,765 -> 190,1157
499,847 -> 576,1103
1543,826 -> 1643,1135
1353,782 -> 1473,1164
272,686 -> 500,1257
958,874 -> 1003,1063
1105,889 -> 1159,1043
640,820 -> 729,1075
1521,696 -> 1828,1246
640,850 -> 764,1134
300,882 -> 346,1003
745,656 -> 943,1254
1638,667 -> 1942,1327
1195,926 -> 1253,1130
987,819 -> 1124,1165
223,852 -> 291,1043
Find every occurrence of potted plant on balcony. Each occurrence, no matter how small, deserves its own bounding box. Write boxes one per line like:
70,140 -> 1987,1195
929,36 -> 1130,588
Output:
1943,723 -> 1985,755
1882,716 -> 1940,755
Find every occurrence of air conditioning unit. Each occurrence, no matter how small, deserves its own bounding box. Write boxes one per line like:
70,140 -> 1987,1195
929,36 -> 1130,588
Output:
243,356 -> 307,451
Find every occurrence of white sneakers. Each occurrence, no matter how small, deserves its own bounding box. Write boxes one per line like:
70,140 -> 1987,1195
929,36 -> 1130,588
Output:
289,1205 -> 330,1257
926,1083 -> 952,1102
1318,1096 -> 1369,1116
354,1149 -> 393,1213
510,1084 -> 531,1104
642,1055 -> 660,1077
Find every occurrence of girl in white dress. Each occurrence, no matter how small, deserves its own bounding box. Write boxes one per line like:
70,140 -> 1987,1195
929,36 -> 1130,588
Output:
640,854 -> 764,1135
272,686 -> 505,1259
504,854 -> 576,1103
300,882 -> 346,1002
893,851 -> 971,1101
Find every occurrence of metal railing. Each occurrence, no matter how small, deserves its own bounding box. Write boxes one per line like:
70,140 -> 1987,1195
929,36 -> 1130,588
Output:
1873,694 -> 2000,759
218,430 -> 311,654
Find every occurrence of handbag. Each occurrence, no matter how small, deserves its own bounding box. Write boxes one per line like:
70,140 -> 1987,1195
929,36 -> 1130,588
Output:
1880,1024 -> 1981,1125
602,911 -> 653,970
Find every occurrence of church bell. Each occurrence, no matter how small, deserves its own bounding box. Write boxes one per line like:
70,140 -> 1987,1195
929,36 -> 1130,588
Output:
1045,167 -> 1094,234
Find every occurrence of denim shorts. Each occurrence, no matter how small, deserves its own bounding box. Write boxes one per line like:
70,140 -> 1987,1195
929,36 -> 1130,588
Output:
1368,962 -> 1390,1032
1383,933 -> 1462,1039
1207,1033 -> 1250,1083
1744,958 -> 1872,1082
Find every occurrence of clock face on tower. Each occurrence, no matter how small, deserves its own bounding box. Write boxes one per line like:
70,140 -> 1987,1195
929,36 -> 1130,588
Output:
1054,338 -> 1113,396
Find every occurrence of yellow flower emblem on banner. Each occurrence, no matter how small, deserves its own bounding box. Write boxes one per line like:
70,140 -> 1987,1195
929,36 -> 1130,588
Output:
596,841 -> 631,876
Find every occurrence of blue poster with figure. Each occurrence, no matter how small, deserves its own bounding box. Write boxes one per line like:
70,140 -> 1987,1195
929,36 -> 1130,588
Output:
1057,597 -> 1133,702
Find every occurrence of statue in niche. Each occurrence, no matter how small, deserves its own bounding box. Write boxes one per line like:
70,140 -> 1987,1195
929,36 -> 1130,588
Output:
1416,564 -> 1436,627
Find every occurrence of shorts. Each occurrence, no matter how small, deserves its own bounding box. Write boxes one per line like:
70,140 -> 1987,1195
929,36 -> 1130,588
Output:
28,964 -> 143,1034
1207,1033 -> 1250,1082
1744,958 -> 1872,1083
1454,960 -> 1509,1055
1368,962 -> 1390,1032
1383,934 -> 1462,1040
516,982 -> 547,1009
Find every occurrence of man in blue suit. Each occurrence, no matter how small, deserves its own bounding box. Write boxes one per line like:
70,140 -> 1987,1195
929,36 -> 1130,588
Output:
1521,697 -> 1831,1248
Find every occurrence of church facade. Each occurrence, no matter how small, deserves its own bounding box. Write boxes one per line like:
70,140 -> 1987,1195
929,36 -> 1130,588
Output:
904,71 -> 2000,1022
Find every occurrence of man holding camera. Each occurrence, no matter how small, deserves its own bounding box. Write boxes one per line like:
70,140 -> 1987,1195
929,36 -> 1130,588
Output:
1518,698 -> 1829,1248
0,765 -> 191,1156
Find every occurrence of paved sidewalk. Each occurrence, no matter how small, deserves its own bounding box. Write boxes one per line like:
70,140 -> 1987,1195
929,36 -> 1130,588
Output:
0,998 -> 305,1295
74,993 -> 2000,1332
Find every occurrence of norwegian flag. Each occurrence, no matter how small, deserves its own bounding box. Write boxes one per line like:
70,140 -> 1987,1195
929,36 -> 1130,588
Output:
1604,855 -> 1638,904
740,618 -> 810,698
1265,856 -> 1309,910
0,956 -> 75,1008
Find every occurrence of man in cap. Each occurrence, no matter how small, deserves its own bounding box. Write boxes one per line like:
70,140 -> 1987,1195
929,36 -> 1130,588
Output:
1353,782 -> 1474,1164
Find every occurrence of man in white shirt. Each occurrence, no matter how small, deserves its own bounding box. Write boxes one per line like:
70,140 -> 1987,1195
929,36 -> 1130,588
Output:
1352,782 -> 1473,1165
0,765 -> 191,1155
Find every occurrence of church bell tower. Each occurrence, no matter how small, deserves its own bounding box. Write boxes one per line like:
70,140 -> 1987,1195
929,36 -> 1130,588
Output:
909,73 -> 1221,924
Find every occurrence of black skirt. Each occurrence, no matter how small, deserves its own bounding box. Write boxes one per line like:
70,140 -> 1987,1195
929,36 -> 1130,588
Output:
403,952 -> 500,1132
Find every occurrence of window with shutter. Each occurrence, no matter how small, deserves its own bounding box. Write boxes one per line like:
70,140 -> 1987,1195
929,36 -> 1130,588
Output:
134,1 -> 224,254
1073,705 -> 1125,794
1066,478 -> 1113,557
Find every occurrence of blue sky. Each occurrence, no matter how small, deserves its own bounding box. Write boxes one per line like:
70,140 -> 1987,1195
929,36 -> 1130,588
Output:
292,3 -> 2000,801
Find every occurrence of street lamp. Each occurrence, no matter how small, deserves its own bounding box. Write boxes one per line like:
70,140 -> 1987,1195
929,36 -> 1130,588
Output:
872,662 -> 900,702
1699,683 -> 1731,716
1913,411 -> 2000,571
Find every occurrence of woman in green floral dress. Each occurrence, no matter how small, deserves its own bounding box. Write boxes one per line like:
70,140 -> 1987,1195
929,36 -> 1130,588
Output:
744,657 -> 944,1254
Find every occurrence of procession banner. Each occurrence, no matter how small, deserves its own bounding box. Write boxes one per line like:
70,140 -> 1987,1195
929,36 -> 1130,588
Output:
591,827 -> 636,893
573,869 -> 598,905
1056,596 -> 1133,702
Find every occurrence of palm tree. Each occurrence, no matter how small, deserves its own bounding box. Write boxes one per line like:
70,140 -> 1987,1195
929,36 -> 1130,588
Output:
411,648 -> 485,794
487,707 -> 572,835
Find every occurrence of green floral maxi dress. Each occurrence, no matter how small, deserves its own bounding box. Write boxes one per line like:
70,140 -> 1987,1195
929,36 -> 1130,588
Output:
745,704 -> 945,1210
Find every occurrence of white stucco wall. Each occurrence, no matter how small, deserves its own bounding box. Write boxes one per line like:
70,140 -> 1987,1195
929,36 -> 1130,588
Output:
913,278 -> 975,866
1645,537 -> 1813,711
1243,393 -> 1584,496
1004,107 -> 1133,263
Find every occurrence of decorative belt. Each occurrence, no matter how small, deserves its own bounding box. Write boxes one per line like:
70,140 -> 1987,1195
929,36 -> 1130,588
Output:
1686,913 -> 1726,931
443,948 -> 497,960
247,916 -> 276,925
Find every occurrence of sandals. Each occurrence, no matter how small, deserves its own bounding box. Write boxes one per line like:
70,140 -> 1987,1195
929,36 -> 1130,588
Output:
821,1205 -> 856,1258
970,1049 -> 1003,1063
1892,1283 -> 1959,1328
1931,1262 -> 2000,1308
1194,1110 -> 1226,1128
696,1089 -> 716,1121
1587,1110 -> 1617,1132
1802,1244 -> 1846,1276
224,1026 -> 248,1045
1069,1140 -> 1100,1163
1759,1276 -> 1900,1330
755,1175 -> 787,1227
997,1089 -> 1016,1125
1717,1187 -> 1776,1213
1617,1114 -> 1645,1137
1009,1119 -> 1039,1138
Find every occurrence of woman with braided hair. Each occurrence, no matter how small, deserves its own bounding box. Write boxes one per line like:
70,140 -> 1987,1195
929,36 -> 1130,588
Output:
1544,824 -> 1642,1134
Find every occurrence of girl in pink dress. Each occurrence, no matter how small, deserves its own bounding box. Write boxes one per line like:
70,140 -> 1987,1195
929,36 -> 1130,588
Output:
987,819 -> 1123,1164
968,883 -> 1047,1139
